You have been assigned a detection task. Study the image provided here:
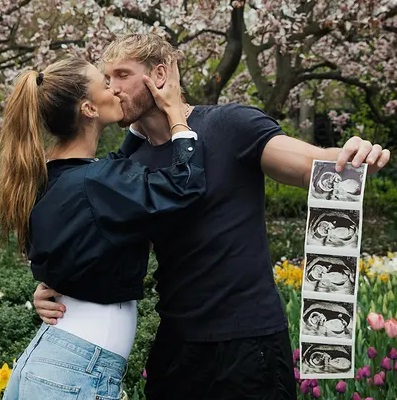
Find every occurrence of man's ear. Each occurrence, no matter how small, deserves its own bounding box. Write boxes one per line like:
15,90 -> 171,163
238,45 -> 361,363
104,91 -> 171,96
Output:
80,100 -> 99,119
150,64 -> 167,89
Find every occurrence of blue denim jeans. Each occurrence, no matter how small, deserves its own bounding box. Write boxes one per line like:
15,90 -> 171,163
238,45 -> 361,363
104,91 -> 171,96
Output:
3,324 -> 127,400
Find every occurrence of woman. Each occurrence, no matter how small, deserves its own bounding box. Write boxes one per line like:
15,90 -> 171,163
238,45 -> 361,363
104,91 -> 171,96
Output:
0,57 -> 205,400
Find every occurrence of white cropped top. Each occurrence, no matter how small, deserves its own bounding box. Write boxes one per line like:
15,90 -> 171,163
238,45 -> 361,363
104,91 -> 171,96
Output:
55,295 -> 137,360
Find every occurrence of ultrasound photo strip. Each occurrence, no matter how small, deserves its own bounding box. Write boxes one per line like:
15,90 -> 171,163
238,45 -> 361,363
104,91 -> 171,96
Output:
299,161 -> 367,380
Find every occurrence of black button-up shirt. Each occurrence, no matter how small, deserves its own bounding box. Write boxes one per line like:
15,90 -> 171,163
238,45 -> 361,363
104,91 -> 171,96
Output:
27,135 -> 205,303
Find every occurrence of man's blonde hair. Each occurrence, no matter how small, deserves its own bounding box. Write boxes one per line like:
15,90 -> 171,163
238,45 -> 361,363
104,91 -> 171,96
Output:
102,33 -> 184,68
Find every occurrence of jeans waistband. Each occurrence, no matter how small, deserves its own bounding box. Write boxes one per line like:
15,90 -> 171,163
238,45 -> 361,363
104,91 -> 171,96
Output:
37,324 -> 127,375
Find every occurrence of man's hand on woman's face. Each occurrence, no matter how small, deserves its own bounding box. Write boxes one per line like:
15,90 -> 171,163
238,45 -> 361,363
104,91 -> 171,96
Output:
33,283 -> 66,325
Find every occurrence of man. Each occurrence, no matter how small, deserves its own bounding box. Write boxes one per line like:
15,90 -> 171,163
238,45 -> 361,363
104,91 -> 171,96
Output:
34,33 -> 390,400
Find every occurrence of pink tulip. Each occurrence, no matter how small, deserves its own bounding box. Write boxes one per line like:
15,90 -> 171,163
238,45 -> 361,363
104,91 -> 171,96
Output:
379,371 -> 386,380
381,357 -> 392,371
361,365 -> 371,378
352,392 -> 361,400
384,318 -> 397,338
293,348 -> 300,364
367,347 -> 378,359
389,348 -> 397,360
300,380 -> 311,394
356,366 -> 370,380
336,380 -> 347,393
367,312 -> 385,330
309,379 -> 318,387
294,367 -> 300,381
373,373 -> 384,386
141,369 -> 147,380
312,386 -> 321,399
364,398 -> 374,400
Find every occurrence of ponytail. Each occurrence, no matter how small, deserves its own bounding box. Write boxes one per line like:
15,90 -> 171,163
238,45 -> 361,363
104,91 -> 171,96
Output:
0,71 -> 47,252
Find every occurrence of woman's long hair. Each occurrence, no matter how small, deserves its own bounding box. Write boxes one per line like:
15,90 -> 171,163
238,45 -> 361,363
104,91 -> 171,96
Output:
0,57 -> 90,252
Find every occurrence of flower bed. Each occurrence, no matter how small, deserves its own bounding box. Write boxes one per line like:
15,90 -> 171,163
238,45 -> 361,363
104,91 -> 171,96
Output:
275,252 -> 397,399
1,252 -> 396,399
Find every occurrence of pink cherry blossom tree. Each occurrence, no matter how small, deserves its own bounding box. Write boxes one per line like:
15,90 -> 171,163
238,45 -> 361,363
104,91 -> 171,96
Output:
1,0 -> 396,142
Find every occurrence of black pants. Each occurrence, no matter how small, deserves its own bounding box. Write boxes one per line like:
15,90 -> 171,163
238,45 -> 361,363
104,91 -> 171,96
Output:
144,328 -> 297,400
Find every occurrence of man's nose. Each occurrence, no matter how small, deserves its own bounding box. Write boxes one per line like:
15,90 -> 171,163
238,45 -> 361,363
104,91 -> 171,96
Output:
112,85 -> 121,95
109,80 -> 121,94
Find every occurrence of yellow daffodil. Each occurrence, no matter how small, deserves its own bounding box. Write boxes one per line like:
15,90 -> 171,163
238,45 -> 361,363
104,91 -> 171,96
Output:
0,363 -> 11,391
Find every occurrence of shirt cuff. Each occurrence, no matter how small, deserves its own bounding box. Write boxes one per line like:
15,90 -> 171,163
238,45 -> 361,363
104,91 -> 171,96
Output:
128,127 -> 146,140
171,131 -> 198,141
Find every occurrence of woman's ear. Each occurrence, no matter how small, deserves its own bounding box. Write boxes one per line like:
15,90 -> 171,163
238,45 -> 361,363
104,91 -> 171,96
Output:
80,100 -> 99,119
150,64 -> 167,89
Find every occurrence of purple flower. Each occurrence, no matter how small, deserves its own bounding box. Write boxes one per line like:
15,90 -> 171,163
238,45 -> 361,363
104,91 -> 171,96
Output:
336,380 -> 347,393
294,367 -> 300,381
355,367 -> 369,380
363,398 -> 374,400
352,392 -> 361,400
312,386 -> 321,399
389,348 -> 397,360
373,373 -> 384,386
309,379 -> 318,387
367,347 -> 378,359
379,371 -> 386,380
300,380 -> 311,394
381,357 -> 392,371
361,365 -> 371,378
293,348 -> 300,365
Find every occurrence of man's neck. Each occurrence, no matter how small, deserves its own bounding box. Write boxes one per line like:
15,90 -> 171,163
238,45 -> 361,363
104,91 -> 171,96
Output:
138,104 -> 194,146
139,108 -> 172,146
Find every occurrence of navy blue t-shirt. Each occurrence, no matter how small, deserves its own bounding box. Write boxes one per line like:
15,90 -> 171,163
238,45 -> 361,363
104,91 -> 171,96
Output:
129,103 -> 288,341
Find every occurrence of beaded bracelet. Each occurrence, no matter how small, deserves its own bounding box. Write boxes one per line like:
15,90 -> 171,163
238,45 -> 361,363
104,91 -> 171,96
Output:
170,122 -> 191,133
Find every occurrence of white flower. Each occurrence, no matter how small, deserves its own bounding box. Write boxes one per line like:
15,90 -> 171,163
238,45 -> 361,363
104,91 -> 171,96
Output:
0,291 -> 4,300
25,301 -> 33,310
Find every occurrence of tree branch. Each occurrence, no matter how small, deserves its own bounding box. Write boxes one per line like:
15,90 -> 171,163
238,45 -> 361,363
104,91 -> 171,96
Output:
3,0 -> 32,16
201,1 -> 244,103
298,71 -> 381,121
179,29 -> 226,44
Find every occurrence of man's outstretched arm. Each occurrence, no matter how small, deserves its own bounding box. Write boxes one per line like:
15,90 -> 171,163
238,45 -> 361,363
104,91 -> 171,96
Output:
261,135 -> 390,188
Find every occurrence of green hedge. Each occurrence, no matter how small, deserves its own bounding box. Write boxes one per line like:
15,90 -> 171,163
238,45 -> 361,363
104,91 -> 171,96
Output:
265,174 -> 397,223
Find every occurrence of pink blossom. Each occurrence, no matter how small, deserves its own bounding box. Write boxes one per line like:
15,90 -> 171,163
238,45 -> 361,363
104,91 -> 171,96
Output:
309,379 -> 318,387
367,347 -> 378,359
141,369 -> 147,379
293,348 -> 300,364
294,367 -> 300,381
367,312 -> 385,330
336,380 -> 347,393
384,318 -> 397,338
373,373 -> 384,386
381,357 -> 392,371
361,365 -> 371,378
352,392 -> 361,400
379,371 -> 386,380
312,386 -> 321,399
389,348 -> 397,360
300,380 -> 311,394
